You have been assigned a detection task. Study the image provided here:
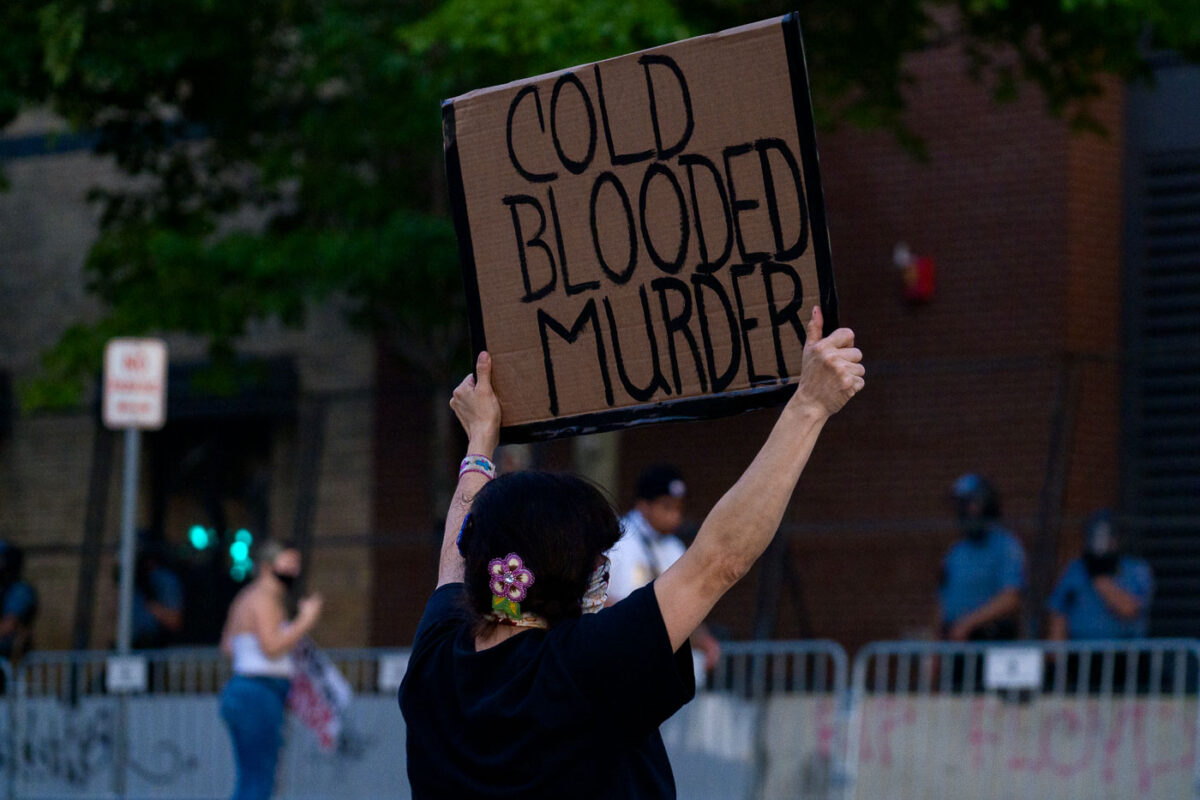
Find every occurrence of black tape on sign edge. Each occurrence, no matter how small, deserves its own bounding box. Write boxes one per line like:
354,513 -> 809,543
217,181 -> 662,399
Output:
501,381 -> 801,443
443,100 -> 489,362
781,11 -> 839,332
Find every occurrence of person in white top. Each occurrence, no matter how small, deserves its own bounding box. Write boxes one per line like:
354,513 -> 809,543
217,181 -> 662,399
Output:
218,541 -> 322,800
608,465 -> 722,671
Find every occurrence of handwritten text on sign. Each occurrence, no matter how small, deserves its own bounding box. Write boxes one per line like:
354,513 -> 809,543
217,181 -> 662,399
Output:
449,17 -> 830,432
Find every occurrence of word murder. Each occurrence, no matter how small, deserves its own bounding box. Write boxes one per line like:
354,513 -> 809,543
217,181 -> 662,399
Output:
500,55 -> 812,415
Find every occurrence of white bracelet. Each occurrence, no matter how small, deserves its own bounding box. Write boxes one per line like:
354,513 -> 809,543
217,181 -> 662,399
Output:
459,454 -> 496,481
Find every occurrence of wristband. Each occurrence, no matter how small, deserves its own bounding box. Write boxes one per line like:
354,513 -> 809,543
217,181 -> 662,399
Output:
459,454 -> 497,481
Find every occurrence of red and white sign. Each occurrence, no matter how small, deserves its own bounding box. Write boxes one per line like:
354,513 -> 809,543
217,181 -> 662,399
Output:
103,338 -> 168,430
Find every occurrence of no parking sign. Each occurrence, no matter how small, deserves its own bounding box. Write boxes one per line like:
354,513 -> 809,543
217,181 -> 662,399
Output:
103,338 -> 167,430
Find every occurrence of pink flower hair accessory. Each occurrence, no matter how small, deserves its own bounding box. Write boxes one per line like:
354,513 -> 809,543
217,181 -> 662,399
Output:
488,553 -> 535,602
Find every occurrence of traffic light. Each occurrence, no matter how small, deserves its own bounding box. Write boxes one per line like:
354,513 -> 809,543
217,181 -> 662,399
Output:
229,528 -> 254,581
188,525 -> 214,550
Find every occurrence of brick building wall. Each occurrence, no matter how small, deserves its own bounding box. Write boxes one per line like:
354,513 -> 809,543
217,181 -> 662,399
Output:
611,44 -> 1125,651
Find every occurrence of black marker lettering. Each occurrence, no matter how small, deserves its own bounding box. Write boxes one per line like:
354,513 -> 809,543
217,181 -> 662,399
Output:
722,143 -> 769,264
590,172 -> 638,285
639,163 -> 690,275
755,138 -> 808,260
679,153 -> 733,273
639,55 -> 694,160
651,277 -> 709,395
691,274 -> 742,393
547,186 -> 599,296
603,288 -> 671,401
730,263 -> 775,386
506,86 -> 556,183
593,64 -> 654,166
537,299 -> 613,416
504,194 -> 557,302
550,72 -> 597,175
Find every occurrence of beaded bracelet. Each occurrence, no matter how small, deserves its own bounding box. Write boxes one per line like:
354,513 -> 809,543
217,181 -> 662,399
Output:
459,454 -> 497,481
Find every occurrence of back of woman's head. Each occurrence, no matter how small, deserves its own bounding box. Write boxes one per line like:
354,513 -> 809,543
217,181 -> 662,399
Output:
461,471 -> 621,627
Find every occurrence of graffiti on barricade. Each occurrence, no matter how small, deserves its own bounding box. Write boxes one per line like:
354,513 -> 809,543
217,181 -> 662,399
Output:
857,696 -> 1197,794
8,696 -> 398,795
13,702 -> 115,786
11,701 -> 201,788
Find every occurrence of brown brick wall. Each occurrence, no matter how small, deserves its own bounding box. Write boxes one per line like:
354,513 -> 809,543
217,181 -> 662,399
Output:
612,43 -> 1122,652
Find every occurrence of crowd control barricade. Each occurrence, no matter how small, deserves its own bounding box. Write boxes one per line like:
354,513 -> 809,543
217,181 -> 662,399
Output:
662,639 -> 851,800
846,639 -> 1200,800
6,641 -> 850,799
10,647 -> 412,800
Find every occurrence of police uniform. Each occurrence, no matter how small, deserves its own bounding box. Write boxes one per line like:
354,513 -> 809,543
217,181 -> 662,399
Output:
607,509 -> 687,604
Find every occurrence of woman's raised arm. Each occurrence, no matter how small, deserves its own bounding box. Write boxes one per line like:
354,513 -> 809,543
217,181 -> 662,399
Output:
438,351 -> 502,588
654,307 -> 864,651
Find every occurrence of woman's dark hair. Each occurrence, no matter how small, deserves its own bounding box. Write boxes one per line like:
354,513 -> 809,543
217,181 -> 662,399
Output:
460,471 -> 621,628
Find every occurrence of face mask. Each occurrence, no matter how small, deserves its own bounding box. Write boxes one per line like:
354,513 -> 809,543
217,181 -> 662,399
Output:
274,570 -> 299,590
580,556 -> 611,614
960,515 -> 988,542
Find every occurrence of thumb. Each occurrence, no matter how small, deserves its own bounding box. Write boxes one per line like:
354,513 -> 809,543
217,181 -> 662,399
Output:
805,306 -> 824,345
475,350 -> 493,389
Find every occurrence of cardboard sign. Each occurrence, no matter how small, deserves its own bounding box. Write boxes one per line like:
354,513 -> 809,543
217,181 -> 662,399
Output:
444,14 -> 836,441
103,338 -> 168,430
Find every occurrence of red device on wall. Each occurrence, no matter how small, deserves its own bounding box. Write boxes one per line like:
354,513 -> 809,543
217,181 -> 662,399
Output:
894,243 -> 935,304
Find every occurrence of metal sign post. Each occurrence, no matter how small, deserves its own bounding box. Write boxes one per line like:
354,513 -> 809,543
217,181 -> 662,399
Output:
103,337 -> 166,799
115,426 -> 141,655
103,338 -> 168,654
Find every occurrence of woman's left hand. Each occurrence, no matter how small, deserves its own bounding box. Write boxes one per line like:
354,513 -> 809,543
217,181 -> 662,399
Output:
450,351 -> 502,454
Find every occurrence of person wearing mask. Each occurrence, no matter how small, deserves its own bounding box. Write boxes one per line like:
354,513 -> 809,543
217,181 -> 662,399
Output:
219,541 -> 322,800
608,465 -> 721,671
936,474 -> 1027,641
400,307 -> 863,798
1048,510 -> 1153,640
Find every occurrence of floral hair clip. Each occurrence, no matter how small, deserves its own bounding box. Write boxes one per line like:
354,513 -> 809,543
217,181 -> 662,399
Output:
488,553 -> 537,625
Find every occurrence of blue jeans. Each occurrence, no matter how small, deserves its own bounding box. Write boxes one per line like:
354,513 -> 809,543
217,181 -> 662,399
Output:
220,675 -> 290,800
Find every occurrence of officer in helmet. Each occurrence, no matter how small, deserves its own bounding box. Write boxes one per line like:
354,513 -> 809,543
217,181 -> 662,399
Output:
936,474 -> 1027,641
1047,511 -> 1153,640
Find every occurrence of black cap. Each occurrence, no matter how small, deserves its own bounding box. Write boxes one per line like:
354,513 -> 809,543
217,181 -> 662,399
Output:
635,464 -> 687,502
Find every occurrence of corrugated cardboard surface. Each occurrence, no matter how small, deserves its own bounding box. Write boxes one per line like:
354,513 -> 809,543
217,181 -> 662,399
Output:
445,15 -> 834,439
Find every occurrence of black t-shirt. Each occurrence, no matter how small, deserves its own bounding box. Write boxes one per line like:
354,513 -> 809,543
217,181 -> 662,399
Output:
399,581 -> 695,799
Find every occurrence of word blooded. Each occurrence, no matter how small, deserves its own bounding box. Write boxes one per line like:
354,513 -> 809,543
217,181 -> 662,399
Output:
499,54 -> 813,416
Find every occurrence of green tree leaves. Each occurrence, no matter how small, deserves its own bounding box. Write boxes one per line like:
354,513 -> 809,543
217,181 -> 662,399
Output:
3,0 -> 1197,407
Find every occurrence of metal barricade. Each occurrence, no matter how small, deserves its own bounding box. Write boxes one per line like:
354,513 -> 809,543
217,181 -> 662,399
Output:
662,639 -> 851,800
846,639 -> 1200,800
10,647 -> 411,800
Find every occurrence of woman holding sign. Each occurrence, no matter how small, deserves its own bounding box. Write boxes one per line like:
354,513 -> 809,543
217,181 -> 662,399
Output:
399,307 -> 862,798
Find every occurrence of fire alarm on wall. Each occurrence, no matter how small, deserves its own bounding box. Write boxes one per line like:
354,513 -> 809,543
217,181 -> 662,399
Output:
893,242 -> 935,304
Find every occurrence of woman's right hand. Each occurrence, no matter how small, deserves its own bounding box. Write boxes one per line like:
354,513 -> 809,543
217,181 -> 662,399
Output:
450,351 -> 502,454
790,306 -> 865,418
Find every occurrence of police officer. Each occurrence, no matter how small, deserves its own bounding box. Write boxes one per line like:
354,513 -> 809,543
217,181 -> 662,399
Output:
1047,510 -> 1153,640
937,474 -> 1027,641
608,464 -> 722,670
